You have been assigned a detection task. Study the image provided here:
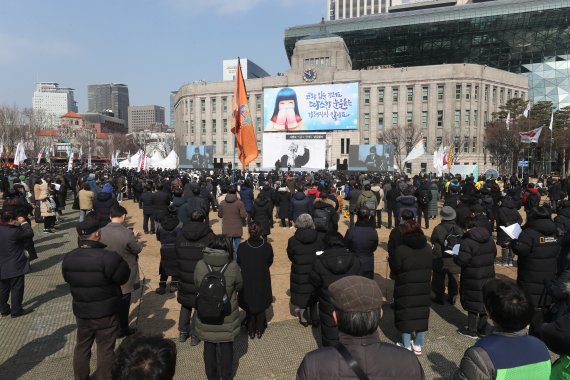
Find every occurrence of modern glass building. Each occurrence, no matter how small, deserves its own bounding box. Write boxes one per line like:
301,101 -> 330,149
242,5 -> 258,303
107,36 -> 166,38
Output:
285,0 -> 570,108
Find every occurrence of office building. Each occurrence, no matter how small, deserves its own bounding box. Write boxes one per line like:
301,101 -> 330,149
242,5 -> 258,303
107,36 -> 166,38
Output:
174,34 -> 527,172
327,0 -> 471,20
128,105 -> 166,133
87,83 -> 130,125
170,91 -> 177,129
32,82 -> 78,127
290,0 -> 570,108
222,59 -> 270,81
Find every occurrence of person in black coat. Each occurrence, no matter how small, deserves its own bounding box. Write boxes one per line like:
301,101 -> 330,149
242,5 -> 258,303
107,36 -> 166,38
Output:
237,223 -> 274,339
443,186 -> 460,209
512,206 -> 561,309
62,218 -> 130,380
175,210 -> 214,345
344,208 -> 379,279
287,214 -> 323,327
93,186 -> 118,227
454,217 -> 497,338
140,185 -> 155,234
391,220 -> 432,354
554,200 -> 570,273
290,190 -> 313,222
309,232 -> 360,347
275,185 -> 292,227
385,181 -> 400,228
155,206 -> 181,295
178,186 -> 208,225
387,209 -> 415,280
251,193 -> 273,237
312,191 -> 338,236
0,211 -> 34,317
152,184 -> 171,227
496,197 -> 523,266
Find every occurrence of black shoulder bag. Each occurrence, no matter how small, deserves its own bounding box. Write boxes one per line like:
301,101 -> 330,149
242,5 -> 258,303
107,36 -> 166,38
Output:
335,343 -> 370,380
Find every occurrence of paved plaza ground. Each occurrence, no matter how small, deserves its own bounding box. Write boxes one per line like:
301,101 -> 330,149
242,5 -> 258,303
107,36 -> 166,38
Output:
0,199 -> 522,379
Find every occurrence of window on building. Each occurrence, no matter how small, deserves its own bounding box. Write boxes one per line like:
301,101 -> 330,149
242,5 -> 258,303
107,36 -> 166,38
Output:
377,113 -> 384,129
202,141 -> 206,146
484,111 -> 488,125
201,120 -> 206,133
213,140 -> 217,153
392,88 -> 399,102
223,141 -> 228,154
463,137 -> 469,153
474,110 -> 478,127
507,90 -> 512,101
211,98 -> 217,113
472,137 -> 477,153
521,91 -> 526,99
436,136 -> 442,147
455,110 -> 461,128
500,89 -> 504,104
255,95 -> 261,111
454,136 -> 460,153
378,88 -> 384,103
346,138 -> 350,154
341,138 -> 345,154
212,119 -> 217,133
222,97 -> 227,112
256,118 -> 261,131
465,110 -> 471,127
493,87 -> 497,102
437,110 -> 443,128
189,100 -> 194,113
191,120 -> 195,134
514,90 -> 519,98
422,86 -> 429,102
455,84 -> 462,100
363,113 -> 370,129
201,98 -> 205,112
223,118 -> 227,132
392,112 -> 398,127
466,85 -> 471,100
474,85 -> 479,100
406,111 -> 413,125
364,137 -> 369,144
437,85 -> 444,100
421,111 -> 428,128
363,88 -> 370,105
485,86 -> 489,101
407,87 -> 413,102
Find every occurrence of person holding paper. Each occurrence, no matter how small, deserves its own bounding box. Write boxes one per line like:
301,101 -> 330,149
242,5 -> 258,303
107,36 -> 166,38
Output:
497,197 -> 523,267
511,206 -> 560,310
454,216 -> 497,339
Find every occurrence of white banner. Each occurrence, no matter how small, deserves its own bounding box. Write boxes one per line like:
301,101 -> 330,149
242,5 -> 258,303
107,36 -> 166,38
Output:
262,133 -> 326,169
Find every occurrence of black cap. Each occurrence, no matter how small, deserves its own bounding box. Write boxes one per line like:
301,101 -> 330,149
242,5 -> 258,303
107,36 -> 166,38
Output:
76,219 -> 100,236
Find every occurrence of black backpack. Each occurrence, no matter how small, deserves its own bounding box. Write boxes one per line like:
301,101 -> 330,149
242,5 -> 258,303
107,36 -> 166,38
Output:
196,263 -> 231,325
527,192 -> 540,209
419,189 -> 432,205
313,207 -> 331,232
443,225 -> 463,254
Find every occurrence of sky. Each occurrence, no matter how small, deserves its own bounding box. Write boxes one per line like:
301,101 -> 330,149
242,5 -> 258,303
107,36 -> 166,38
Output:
0,0 -> 324,116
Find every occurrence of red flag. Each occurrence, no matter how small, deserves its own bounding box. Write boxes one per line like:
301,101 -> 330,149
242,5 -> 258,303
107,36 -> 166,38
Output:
231,58 -> 258,168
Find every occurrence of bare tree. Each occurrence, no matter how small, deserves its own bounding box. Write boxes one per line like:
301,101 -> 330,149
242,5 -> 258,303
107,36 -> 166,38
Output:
484,120 -> 522,174
378,124 -> 423,171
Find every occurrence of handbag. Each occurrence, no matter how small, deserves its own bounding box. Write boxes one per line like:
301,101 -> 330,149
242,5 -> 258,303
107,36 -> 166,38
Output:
72,196 -> 80,210
334,343 -> 370,380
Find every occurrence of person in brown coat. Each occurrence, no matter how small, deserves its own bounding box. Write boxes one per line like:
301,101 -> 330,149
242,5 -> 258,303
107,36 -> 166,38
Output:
100,205 -> 143,338
218,185 -> 247,259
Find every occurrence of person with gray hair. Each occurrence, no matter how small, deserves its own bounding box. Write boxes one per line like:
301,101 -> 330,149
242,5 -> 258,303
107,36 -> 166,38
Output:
287,214 -> 323,327
296,276 -> 424,379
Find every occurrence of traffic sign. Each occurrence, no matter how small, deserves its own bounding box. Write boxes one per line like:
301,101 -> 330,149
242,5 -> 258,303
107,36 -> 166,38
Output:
518,160 -> 529,167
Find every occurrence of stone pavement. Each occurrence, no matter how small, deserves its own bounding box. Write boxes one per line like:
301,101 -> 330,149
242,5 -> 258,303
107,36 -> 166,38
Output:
0,205 -> 514,380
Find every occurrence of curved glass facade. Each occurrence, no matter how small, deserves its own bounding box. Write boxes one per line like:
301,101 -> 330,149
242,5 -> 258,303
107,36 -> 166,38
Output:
285,0 -> 570,107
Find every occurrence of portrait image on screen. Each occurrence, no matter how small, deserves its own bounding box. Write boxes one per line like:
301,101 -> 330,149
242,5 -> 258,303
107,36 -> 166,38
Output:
262,133 -> 326,170
348,144 -> 395,171
178,145 -> 213,169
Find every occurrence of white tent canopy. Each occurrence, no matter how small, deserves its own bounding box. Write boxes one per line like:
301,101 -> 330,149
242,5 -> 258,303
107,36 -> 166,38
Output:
118,151 -> 141,168
146,151 -> 164,167
151,150 -> 178,169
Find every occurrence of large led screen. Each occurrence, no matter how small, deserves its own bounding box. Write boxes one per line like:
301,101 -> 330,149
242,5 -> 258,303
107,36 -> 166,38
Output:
262,133 -> 326,169
263,83 -> 358,132
348,144 -> 395,171
178,145 -> 214,169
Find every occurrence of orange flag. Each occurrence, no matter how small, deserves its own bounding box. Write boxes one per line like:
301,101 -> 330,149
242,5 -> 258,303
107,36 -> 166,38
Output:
231,58 -> 258,168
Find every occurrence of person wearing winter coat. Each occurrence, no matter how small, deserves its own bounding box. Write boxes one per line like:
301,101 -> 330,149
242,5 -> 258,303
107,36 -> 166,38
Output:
93,183 -> 118,228
554,199 -> 570,273
178,186 -> 208,225
194,235 -> 242,380
385,181 -> 400,228
370,181 -> 384,228
356,184 -> 378,217
140,184 -> 155,234
155,206 -> 181,295
251,193 -> 273,237
236,223 -> 274,339
312,191 -> 337,236
430,206 -> 463,305
344,208 -> 379,279
239,180 -> 254,217
78,182 -> 95,222
218,186 -> 247,257
289,190 -> 313,222
152,183 -> 171,225
454,216 -> 497,339
391,220 -> 432,355
347,183 -> 362,226
175,210 -> 214,346
414,180 -> 433,229
309,232 -> 360,346
275,185 -> 292,227
454,279 -> 552,380
512,206 -> 561,309
287,214 -> 323,327
522,183 -> 541,216
0,211 -> 34,318
37,178 -> 57,232
496,197 -> 523,266
427,182 -> 440,219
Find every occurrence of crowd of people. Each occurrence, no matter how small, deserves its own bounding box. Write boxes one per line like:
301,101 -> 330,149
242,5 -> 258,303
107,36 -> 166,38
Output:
0,165 -> 569,379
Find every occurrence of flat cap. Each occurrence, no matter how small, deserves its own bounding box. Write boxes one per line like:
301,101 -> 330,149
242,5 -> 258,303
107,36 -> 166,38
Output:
76,219 -> 100,236
329,276 -> 383,312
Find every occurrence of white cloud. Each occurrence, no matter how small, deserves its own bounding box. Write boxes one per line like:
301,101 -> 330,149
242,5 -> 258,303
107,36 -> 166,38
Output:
0,33 -> 81,64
